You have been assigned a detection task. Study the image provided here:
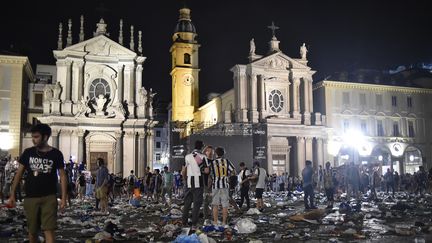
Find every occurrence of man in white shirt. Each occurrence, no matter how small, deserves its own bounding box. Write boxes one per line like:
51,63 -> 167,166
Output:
250,161 -> 267,212
181,140 -> 209,226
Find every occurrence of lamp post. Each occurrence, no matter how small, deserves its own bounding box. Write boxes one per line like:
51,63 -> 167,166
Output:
0,132 -> 12,150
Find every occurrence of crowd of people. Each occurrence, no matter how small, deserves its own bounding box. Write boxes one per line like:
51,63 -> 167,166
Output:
2,123 -> 432,242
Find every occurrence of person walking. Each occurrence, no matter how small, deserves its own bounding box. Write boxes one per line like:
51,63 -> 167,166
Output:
384,168 -> 395,196
302,160 -> 316,210
8,123 -> 67,243
202,145 -> 214,221
250,161 -> 267,212
162,166 -> 174,203
181,140 -> 209,227
238,162 -> 251,210
323,162 -> 335,209
95,158 -> 109,214
76,172 -> 86,200
127,170 -> 137,200
208,147 -> 236,227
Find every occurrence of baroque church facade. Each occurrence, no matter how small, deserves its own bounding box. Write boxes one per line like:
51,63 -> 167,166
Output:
170,8 -> 328,176
29,17 -> 157,176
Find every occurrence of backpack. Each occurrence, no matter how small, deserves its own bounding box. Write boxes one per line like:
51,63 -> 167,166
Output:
129,176 -> 135,186
79,175 -> 86,186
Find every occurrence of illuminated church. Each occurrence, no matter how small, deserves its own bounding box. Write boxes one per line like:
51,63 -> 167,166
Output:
170,7 -> 328,175
26,17 -> 157,176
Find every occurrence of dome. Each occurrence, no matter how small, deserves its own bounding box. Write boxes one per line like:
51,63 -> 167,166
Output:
174,7 -> 196,34
174,20 -> 196,33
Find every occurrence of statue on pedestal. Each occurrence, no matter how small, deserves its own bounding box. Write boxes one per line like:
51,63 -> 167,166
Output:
249,38 -> 256,55
95,94 -> 107,116
138,87 -> 147,106
43,86 -> 53,102
300,43 -> 308,60
53,82 -> 62,100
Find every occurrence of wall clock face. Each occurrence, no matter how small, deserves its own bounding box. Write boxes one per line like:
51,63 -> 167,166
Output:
183,74 -> 194,86
269,89 -> 284,113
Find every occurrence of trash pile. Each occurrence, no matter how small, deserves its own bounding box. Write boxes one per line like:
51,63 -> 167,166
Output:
0,191 -> 432,242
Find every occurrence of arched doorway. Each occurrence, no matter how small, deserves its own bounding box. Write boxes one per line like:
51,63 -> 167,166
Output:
371,145 -> 392,175
403,146 -> 423,174
337,145 -> 359,166
85,132 -> 116,174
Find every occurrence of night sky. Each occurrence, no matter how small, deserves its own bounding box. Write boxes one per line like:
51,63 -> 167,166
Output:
1,0 -> 431,104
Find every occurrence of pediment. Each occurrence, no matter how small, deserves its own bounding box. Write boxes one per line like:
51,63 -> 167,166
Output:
61,35 -> 137,57
251,52 -> 311,71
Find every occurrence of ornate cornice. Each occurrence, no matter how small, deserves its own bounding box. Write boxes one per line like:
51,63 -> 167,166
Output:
314,80 -> 432,94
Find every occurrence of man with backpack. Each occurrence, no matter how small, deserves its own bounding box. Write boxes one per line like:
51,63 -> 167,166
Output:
238,162 -> 251,210
76,172 -> 86,200
127,170 -> 136,200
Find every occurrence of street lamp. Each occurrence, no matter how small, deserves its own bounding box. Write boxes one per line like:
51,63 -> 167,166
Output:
0,132 -> 12,151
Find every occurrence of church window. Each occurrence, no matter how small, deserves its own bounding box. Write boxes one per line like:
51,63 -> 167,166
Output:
89,78 -> 111,100
268,89 -> 284,113
34,93 -> 43,107
184,53 -> 191,64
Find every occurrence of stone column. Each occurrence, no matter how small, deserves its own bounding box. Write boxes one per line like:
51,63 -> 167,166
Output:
239,73 -> 248,122
63,61 -> 73,115
316,138 -> 324,168
115,131 -> 123,175
302,78 -> 311,125
77,130 -> 85,163
258,75 -> 266,120
116,64 -> 124,102
296,137 -> 305,176
323,139 -> 329,164
248,73 -> 258,123
308,79 -> 314,112
146,130 -> 154,170
77,63 -> 84,99
138,132 -> 146,177
135,58 -> 144,105
51,129 -> 60,148
291,77 -> 300,118
305,137 -> 313,162
124,64 -> 135,117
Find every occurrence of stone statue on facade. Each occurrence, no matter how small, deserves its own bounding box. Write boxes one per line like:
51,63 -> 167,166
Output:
300,43 -> 308,60
53,82 -> 62,100
75,96 -> 92,118
138,87 -> 147,106
106,102 -> 126,119
95,94 -> 107,115
249,38 -> 256,55
43,86 -> 53,101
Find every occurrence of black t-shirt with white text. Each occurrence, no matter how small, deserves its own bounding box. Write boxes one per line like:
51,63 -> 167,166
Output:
19,147 -> 64,198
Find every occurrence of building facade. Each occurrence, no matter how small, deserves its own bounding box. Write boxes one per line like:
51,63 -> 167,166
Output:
153,123 -> 170,170
27,17 -> 157,176
314,73 -> 432,173
170,8 -> 328,176
0,55 -> 34,158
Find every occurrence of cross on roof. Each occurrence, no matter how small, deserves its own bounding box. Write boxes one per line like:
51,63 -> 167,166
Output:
267,21 -> 279,37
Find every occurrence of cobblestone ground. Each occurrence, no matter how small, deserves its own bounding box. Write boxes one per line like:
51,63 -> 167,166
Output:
1,191 -> 432,242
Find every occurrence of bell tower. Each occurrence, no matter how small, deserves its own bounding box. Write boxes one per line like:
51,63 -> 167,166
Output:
170,7 -> 200,122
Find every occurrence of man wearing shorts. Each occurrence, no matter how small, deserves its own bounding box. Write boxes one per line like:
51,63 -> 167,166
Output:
250,161 -> 267,212
208,147 -> 236,227
9,123 -> 67,243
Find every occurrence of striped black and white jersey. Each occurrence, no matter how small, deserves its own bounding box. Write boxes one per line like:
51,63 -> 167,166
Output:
209,157 -> 235,189
183,150 -> 208,189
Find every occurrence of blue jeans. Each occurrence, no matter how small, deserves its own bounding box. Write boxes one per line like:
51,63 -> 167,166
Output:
303,184 -> 315,208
